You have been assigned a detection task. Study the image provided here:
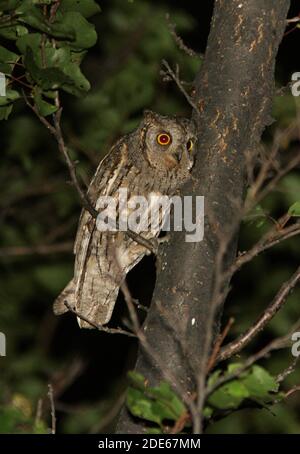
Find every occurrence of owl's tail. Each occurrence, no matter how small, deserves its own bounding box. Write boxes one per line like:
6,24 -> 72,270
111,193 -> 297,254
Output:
75,261 -> 120,329
53,280 -> 76,315
53,274 -> 120,329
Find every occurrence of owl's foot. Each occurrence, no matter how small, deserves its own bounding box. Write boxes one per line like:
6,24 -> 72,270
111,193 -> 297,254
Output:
126,230 -> 170,255
157,233 -> 171,244
150,234 -> 171,254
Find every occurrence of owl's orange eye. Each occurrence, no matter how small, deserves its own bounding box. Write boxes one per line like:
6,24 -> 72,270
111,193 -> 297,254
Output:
157,133 -> 171,146
186,139 -> 193,151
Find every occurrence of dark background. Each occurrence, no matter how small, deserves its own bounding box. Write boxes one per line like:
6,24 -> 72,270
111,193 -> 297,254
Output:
0,0 -> 300,433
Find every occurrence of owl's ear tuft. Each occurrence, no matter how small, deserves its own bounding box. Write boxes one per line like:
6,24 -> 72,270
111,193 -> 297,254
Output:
143,109 -> 159,124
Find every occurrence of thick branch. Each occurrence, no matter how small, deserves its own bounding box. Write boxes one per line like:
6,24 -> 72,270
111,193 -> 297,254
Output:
117,0 -> 290,434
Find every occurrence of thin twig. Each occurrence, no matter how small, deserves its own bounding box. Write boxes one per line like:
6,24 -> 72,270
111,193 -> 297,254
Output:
35,399 -> 43,427
47,384 -> 56,435
166,13 -> 200,58
286,14 -> 300,23
276,357 -> 299,384
283,385 -> 300,399
52,108 -> 99,218
255,152 -> 300,205
161,60 -> 199,113
206,317 -> 235,372
126,229 -> 157,254
229,221 -> 300,277
64,302 -> 136,338
218,266 -> 300,362
0,242 -> 73,257
206,328 -> 298,399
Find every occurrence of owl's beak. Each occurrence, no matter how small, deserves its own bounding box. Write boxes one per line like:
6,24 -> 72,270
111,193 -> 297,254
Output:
173,149 -> 183,163
173,148 -> 194,170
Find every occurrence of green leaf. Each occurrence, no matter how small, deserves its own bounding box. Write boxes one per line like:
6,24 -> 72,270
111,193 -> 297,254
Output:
149,382 -> 186,419
288,201 -> 300,217
127,388 -> 164,426
207,369 -> 221,388
207,364 -> 279,412
50,12 -> 98,49
227,363 -> 244,374
17,34 -> 90,96
58,0 -> 101,18
16,1 -> 52,32
128,371 -> 147,389
244,204 -> 269,228
0,25 -> 28,41
242,365 -> 279,400
203,406 -> 213,418
33,90 -> 58,116
0,89 -> 20,106
0,45 -> 20,75
24,47 -> 73,91
126,372 -> 187,428
16,32 -> 43,56
208,380 -> 250,410
147,427 -> 163,434
16,1 -> 97,50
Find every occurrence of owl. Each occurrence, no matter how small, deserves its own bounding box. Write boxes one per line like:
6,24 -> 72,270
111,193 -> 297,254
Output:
53,110 -> 196,328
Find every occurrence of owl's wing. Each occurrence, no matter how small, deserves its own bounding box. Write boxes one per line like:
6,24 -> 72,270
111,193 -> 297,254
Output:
53,138 -> 128,320
74,189 -> 170,327
54,138 -> 169,328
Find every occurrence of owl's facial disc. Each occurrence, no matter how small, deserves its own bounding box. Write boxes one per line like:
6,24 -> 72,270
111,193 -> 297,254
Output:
155,131 -> 194,170
141,113 -> 196,172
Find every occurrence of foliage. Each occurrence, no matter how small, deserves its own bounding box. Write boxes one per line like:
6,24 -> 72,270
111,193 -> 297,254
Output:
126,372 -> 188,432
0,0 -> 100,121
0,394 -> 48,434
126,364 -> 284,433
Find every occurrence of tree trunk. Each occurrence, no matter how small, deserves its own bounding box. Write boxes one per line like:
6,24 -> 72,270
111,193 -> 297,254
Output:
117,0 -> 290,434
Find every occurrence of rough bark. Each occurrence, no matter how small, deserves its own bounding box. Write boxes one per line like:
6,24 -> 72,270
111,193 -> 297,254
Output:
117,0 -> 290,433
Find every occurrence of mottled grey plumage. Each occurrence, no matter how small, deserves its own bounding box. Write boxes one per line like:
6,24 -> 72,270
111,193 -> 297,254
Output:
53,111 -> 196,328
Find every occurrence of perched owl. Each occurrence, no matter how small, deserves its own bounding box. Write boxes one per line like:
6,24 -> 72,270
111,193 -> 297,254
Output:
53,110 -> 196,328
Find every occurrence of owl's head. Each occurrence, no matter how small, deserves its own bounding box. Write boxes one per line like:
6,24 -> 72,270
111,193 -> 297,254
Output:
136,110 -> 196,176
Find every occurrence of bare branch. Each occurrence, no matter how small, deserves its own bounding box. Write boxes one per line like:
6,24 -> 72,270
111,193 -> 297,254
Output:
161,60 -> 199,112
276,357 -> 299,384
282,385 -> 300,399
0,242 -> 73,257
218,266 -> 300,362
166,13 -> 200,58
206,327 -> 298,399
229,221 -> 300,277
52,108 -> 99,218
64,302 -> 136,338
206,317 -> 235,372
47,384 -> 56,435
